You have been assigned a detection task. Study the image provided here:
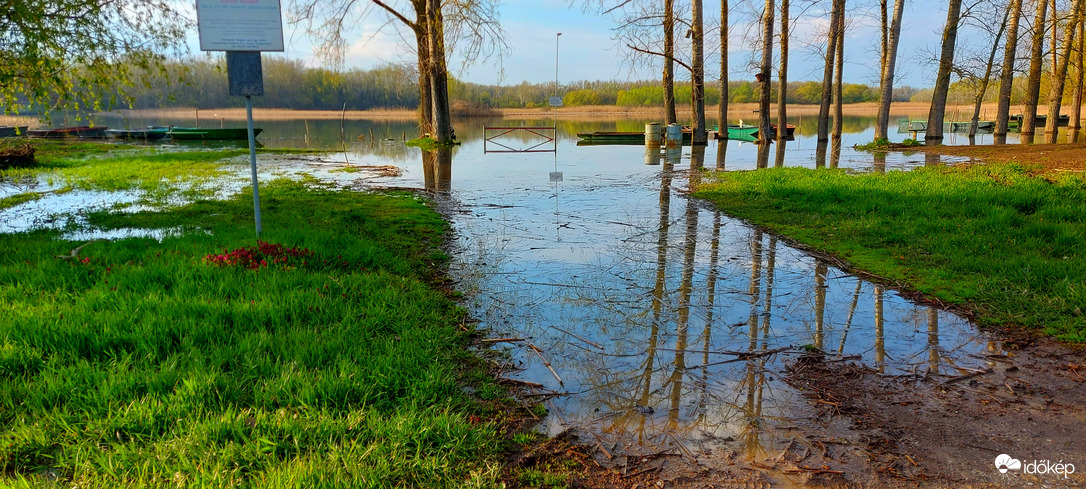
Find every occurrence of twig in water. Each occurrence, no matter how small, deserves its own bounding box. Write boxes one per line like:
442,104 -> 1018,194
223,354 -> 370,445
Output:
528,343 -> 564,385
943,367 -> 993,385
482,337 -> 526,343
549,325 -> 604,350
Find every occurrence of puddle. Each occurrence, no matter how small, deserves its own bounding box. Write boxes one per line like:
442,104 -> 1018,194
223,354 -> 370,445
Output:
377,133 -> 1004,474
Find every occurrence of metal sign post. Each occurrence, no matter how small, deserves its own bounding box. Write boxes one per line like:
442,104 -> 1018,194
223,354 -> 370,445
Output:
197,0 -> 283,236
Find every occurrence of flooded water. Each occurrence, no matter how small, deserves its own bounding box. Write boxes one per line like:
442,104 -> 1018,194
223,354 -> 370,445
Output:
4,115 -> 1010,475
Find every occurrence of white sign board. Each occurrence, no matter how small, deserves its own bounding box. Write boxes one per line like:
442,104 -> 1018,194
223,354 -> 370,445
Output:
197,0 -> 284,52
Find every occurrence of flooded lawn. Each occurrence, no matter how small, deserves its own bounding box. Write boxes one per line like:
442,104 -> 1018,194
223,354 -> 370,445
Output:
5,117 -> 1082,486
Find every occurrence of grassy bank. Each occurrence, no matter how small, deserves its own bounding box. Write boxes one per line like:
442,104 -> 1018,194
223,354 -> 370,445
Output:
694,163 -> 1086,341
0,145 -> 510,487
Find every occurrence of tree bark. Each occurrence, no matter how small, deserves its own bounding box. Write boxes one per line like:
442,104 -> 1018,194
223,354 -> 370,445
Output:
1043,0 -> 1086,143
1021,0 -> 1049,142
413,21 -> 434,135
426,0 -> 453,142
664,0 -> 677,124
758,0 -> 775,143
874,0 -> 905,141
925,0 -> 963,142
776,0 -> 789,155
719,0 -> 729,137
817,0 -> 841,142
831,2 -> 844,167
691,0 -> 707,144
994,0 -> 1024,144
1071,16 -> 1085,139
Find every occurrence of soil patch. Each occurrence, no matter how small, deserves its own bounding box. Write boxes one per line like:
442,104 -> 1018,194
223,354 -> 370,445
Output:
914,143 -> 1086,175
784,339 -> 1086,488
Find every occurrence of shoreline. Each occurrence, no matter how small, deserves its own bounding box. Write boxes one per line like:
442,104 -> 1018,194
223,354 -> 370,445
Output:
95,101 -> 1069,122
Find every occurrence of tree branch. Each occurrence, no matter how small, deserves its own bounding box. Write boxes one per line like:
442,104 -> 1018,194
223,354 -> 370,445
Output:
371,0 -> 415,28
625,44 -> 693,72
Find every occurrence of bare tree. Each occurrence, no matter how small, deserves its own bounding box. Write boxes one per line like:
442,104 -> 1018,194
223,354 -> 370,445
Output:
994,0 -> 1024,143
926,0 -> 964,142
817,0 -> 842,143
956,8 -> 1009,141
691,0 -> 707,143
1043,0 -> 1086,142
758,0 -> 776,142
1071,16 -> 1085,138
719,0 -> 730,135
1021,0 -> 1050,142
874,0 -> 906,141
665,0 -> 679,123
776,0 -> 790,158
288,0 -> 505,142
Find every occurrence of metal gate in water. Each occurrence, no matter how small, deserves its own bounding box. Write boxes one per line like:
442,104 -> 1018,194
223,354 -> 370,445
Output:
483,126 -> 557,153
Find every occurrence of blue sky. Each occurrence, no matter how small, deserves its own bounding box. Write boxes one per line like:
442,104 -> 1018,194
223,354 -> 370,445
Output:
259,0 -> 980,89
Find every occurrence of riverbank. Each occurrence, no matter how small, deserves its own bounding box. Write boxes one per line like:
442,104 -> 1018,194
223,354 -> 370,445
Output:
0,142 -> 521,486
695,150 -> 1086,342
97,101 -> 1060,123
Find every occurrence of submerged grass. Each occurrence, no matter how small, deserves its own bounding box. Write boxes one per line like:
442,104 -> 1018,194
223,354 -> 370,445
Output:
1,167 -> 506,486
695,163 -> 1086,341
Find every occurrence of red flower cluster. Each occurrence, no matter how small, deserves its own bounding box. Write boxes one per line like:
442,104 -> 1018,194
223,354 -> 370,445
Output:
205,241 -> 313,270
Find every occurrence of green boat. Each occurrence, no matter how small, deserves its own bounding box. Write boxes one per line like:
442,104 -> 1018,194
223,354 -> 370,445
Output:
721,123 -> 794,140
168,127 -> 262,140
576,131 -> 694,145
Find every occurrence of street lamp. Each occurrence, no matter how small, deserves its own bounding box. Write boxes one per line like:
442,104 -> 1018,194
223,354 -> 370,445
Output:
551,32 -> 563,107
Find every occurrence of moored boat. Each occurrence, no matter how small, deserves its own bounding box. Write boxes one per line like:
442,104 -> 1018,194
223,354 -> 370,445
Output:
168,127 -> 262,140
105,127 -> 170,141
0,126 -> 29,137
27,126 -> 109,139
723,123 -> 795,140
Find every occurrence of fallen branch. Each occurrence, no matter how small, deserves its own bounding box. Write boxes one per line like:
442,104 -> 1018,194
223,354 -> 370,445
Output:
55,240 -> 99,260
943,367 -> 993,385
482,337 -> 526,343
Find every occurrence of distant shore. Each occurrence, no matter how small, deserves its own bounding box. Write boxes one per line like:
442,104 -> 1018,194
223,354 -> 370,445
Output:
97,102 -> 1055,122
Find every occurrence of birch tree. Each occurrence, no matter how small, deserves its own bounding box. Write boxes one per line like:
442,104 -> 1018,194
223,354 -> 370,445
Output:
691,0 -> 707,143
776,0 -> 790,157
0,0 -> 187,115
719,0 -> 730,135
758,0 -> 776,142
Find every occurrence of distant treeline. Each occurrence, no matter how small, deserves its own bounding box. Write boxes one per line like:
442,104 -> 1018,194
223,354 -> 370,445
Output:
116,57 -> 1049,111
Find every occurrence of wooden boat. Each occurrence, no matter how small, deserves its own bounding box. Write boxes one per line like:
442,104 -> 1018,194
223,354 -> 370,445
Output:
576,129 -> 695,145
897,120 -> 995,132
1009,114 -> 1069,127
27,126 -> 108,139
168,127 -> 262,140
105,127 -> 170,141
722,123 -> 795,140
0,126 -> 29,137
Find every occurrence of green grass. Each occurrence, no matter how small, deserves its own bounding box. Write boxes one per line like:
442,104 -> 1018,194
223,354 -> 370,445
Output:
0,170 -> 506,487
0,192 -> 45,210
694,163 -> 1086,341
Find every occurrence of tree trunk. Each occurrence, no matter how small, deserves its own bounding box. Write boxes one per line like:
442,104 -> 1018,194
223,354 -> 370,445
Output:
413,24 -> 434,135
691,0 -> 707,144
925,0 -> 964,142
1071,16 -> 1085,140
817,0 -> 841,142
664,0 -> 677,124
831,3 -> 843,168
1043,0 -> 1086,143
1021,0 -> 1049,142
426,0 -> 453,143
874,0 -> 905,141
776,0 -> 789,159
719,0 -> 729,136
970,12 -> 1009,141
994,0 -> 1024,144
758,0 -> 775,143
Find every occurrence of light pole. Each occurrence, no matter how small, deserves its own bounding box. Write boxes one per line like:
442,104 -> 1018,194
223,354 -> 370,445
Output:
554,33 -> 562,100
